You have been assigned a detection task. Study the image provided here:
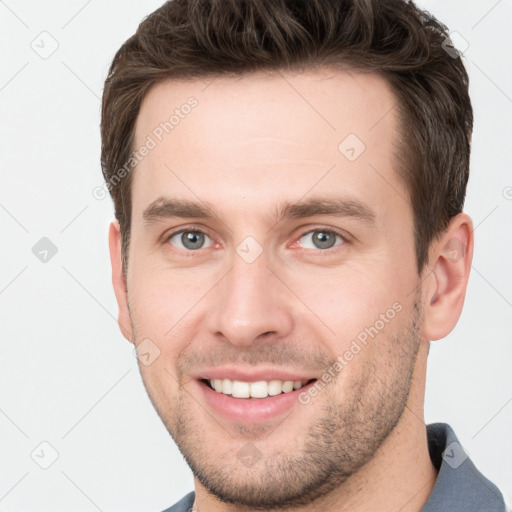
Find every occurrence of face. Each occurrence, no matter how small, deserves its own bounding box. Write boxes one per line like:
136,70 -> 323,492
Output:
120,68 -> 428,508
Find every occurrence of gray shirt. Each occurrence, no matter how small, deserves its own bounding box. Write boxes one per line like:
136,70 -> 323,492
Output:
161,423 -> 506,512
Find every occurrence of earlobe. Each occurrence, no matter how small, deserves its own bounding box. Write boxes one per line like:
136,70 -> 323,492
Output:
108,221 -> 134,343
422,213 -> 474,341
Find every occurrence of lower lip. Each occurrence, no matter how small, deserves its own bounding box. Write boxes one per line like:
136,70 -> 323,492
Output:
197,380 -> 316,424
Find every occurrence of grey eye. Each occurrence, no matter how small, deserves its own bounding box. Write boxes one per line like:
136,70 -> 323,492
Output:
169,231 -> 212,251
298,230 -> 344,250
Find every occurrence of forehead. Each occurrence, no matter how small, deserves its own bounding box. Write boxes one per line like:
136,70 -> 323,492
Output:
131,68 -> 406,222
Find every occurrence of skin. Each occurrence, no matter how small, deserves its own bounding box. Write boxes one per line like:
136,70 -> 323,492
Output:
109,68 -> 474,512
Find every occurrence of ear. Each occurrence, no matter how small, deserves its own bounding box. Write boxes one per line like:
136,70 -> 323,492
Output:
422,213 -> 474,341
108,221 -> 134,343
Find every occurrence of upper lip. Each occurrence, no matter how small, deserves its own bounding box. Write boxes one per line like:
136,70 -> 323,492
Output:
193,366 -> 318,383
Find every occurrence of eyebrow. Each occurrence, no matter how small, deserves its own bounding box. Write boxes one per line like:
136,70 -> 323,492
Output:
142,195 -> 376,226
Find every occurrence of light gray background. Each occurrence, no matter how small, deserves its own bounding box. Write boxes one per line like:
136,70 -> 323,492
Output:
1,1 -> 510,510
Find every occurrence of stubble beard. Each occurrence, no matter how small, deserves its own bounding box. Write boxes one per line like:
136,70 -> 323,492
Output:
137,298 -> 423,510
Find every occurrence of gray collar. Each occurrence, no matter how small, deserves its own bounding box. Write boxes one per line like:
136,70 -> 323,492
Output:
421,423 -> 505,511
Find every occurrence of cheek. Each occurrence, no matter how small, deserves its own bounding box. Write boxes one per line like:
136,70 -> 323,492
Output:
127,270 -> 208,385
285,260 -> 406,346
129,266 -> 203,334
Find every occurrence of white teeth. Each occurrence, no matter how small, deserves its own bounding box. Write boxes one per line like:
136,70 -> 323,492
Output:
282,381 -> 294,393
268,380 -> 282,396
231,380 -> 250,398
250,381 -> 268,398
222,378 -> 232,395
208,378 -> 308,398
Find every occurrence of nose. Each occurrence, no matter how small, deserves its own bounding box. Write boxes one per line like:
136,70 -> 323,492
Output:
206,252 -> 294,348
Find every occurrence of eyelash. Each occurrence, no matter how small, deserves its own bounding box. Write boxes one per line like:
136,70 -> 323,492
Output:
164,225 -> 348,255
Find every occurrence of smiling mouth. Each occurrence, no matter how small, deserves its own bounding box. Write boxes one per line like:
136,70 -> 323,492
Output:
201,378 -> 317,399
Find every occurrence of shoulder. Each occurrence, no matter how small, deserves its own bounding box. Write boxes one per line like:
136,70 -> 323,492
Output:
423,423 -> 506,512
159,491 -> 195,512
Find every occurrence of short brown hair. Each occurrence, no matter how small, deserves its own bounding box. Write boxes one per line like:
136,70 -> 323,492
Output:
101,0 -> 472,274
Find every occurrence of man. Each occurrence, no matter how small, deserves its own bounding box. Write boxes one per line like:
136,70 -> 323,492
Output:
100,0 -> 506,511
